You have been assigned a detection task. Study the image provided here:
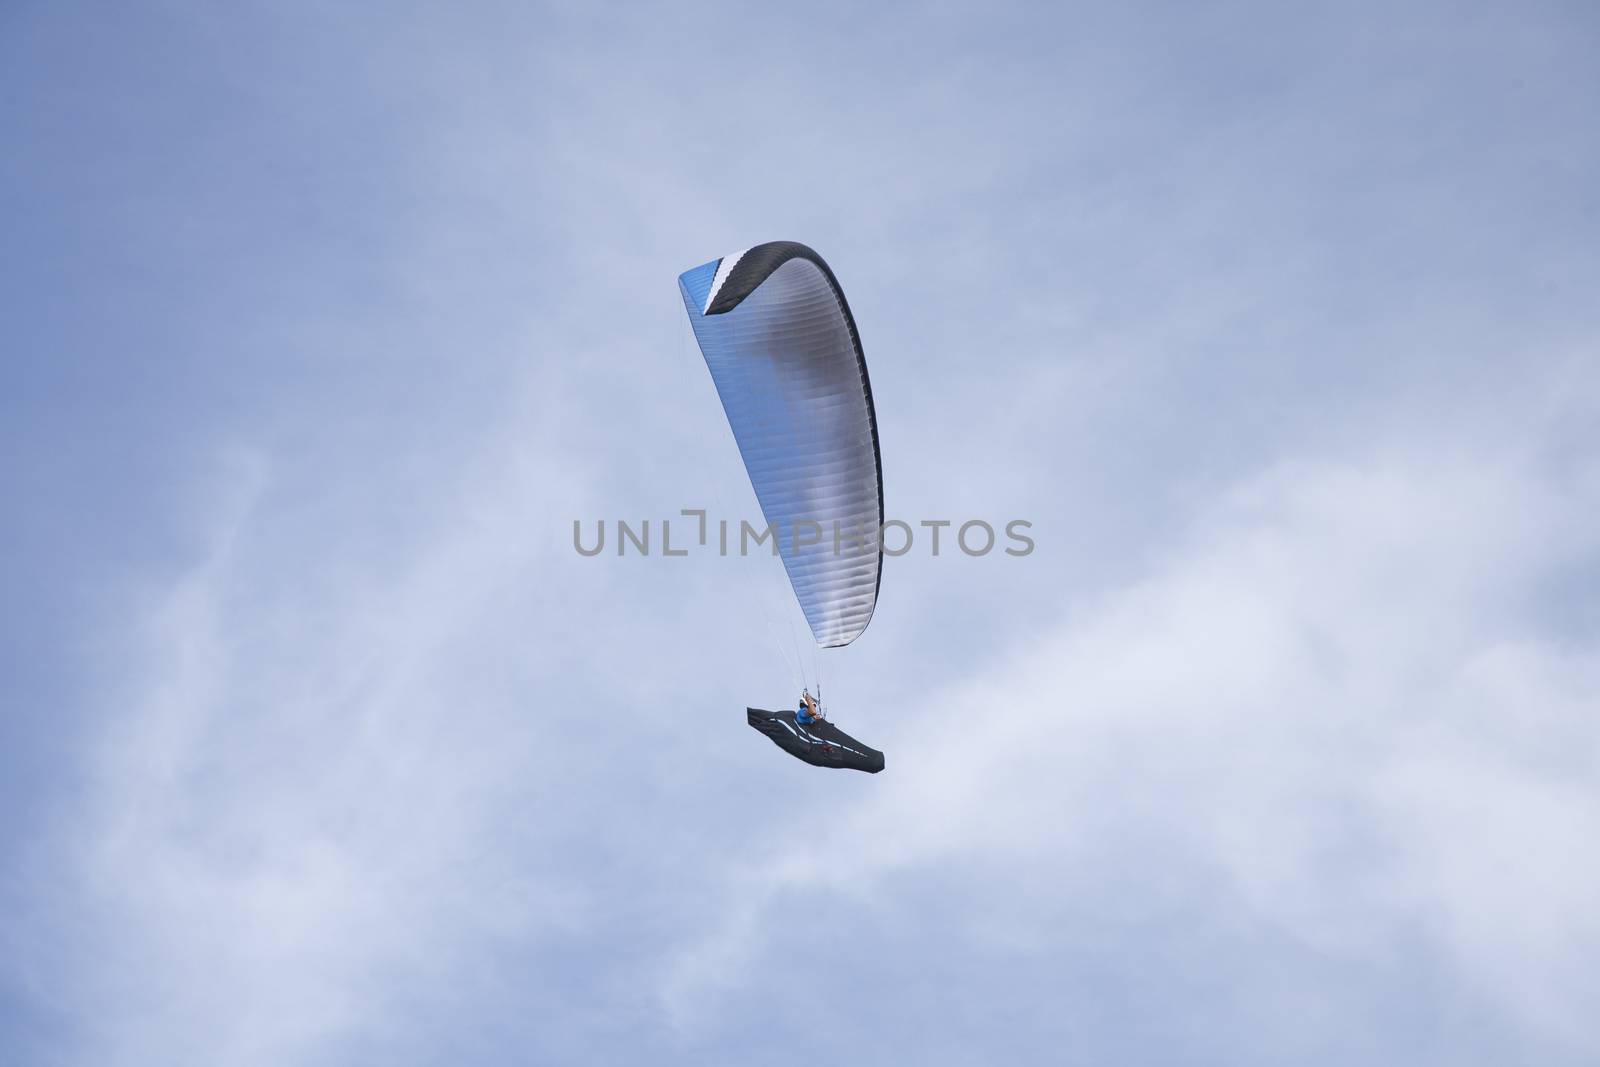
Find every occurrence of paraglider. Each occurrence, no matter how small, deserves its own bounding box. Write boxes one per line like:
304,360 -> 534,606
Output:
745,707 -> 885,774
678,241 -> 886,773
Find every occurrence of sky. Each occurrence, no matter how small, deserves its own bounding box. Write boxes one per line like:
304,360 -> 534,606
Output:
2,1 -> 1598,1063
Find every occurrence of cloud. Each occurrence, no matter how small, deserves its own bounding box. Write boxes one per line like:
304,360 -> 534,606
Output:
661,410 -> 1600,1059
10,409 -> 612,1065
4,3 -> 1597,1064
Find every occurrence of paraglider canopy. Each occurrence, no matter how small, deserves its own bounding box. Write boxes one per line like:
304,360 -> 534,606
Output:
678,241 -> 884,649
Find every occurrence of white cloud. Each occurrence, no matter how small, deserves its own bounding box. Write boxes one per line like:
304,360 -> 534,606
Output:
662,415 -> 1600,1057
14,404 -> 608,1065
6,4 -> 1597,1063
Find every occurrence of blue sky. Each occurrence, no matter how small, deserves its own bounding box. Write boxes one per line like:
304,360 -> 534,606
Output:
3,1 -> 1598,1063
